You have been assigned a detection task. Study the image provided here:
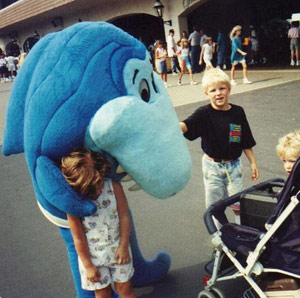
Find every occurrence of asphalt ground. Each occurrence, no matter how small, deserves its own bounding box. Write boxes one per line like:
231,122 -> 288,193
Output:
1,77 -> 300,298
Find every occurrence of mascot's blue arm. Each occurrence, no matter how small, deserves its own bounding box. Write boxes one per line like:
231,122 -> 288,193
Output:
36,156 -> 97,217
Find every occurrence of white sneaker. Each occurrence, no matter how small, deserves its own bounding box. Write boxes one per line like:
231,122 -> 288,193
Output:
223,64 -> 227,70
230,79 -> 237,86
291,60 -> 295,66
171,72 -> 178,76
296,61 -> 299,66
243,78 -> 252,84
190,81 -> 197,85
164,82 -> 171,88
0,78 -> 4,83
177,80 -> 182,86
5,77 -> 9,82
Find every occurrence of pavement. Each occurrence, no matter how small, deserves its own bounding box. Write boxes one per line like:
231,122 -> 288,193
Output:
1,68 -> 300,298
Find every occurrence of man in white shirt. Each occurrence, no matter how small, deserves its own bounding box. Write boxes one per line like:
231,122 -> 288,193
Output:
200,29 -> 208,48
188,26 -> 201,73
167,29 -> 181,75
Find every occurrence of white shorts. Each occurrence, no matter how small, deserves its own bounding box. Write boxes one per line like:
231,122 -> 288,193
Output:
204,57 -> 213,66
79,258 -> 134,291
7,63 -> 16,72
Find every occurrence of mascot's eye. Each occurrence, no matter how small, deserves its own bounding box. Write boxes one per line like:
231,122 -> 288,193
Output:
139,79 -> 150,103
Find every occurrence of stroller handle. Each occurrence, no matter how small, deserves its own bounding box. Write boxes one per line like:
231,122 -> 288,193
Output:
204,178 -> 285,234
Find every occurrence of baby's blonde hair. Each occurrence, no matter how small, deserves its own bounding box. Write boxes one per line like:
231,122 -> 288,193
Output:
61,148 -> 110,198
202,67 -> 231,92
230,25 -> 242,40
276,131 -> 300,160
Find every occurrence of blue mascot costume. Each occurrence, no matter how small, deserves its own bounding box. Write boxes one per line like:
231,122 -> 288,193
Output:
2,22 -> 191,297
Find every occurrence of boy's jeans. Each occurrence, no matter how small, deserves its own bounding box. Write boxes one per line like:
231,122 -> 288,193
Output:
202,155 -> 243,210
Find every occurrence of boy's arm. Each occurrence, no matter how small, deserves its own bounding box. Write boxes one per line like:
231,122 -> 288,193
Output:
67,214 -> 101,282
243,148 -> 259,181
179,107 -> 204,141
113,181 -> 131,264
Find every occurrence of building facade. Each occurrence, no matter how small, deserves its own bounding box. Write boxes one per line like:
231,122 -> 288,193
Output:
0,0 -> 208,56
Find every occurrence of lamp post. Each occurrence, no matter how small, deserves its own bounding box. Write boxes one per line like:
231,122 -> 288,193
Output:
153,0 -> 172,26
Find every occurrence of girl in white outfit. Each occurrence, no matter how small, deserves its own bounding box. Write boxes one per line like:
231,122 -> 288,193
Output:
199,37 -> 215,70
61,148 -> 136,298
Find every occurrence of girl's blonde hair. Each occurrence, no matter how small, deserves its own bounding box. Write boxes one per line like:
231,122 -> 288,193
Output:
277,131 -> 300,160
181,38 -> 188,48
202,67 -> 231,92
61,148 -> 110,198
229,25 -> 242,40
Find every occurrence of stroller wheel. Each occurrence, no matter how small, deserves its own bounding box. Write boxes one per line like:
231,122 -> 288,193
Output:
198,290 -> 217,298
211,287 -> 225,298
198,287 -> 225,298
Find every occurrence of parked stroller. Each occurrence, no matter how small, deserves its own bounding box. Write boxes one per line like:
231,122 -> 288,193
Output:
199,158 -> 300,298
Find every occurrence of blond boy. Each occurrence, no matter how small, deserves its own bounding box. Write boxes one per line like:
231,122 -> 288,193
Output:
180,68 -> 259,223
277,131 -> 300,175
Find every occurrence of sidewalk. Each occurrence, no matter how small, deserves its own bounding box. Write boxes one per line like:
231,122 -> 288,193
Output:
166,69 -> 300,106
1,69 -> 300,145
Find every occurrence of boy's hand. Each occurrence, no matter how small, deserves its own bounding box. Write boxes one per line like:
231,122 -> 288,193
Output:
241,51 -> 247,57
115,245 -> 131,264
180,122 -> 187,133
199,60 -> 203,65
250,162 -> 259,181
86,265 -> 101,283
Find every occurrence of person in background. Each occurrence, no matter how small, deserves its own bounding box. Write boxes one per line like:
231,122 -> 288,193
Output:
177,39 -> 197,86
6,54 -> 17,81
199,37 -> 215,70
188,26 -> 201,73
167,29 -> 181,75
229,25 -> 252,85
200,29 -> 208,49
177,30 -> 189,46
216,31 -> 228,70
0,54 -> 8,83
155,40 -> 171,88
249,32 -> 260,65
288,21 -> 300,66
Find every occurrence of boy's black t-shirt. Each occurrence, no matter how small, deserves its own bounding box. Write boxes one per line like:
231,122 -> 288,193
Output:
183,104 -> 256,160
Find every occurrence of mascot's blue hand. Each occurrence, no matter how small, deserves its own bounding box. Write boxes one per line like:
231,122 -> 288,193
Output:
36,156 -> 97,217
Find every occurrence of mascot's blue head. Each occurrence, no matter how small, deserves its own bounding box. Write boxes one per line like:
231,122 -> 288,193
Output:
3,22 -> 191,227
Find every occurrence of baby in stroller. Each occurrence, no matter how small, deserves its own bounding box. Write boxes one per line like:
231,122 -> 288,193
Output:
199,131 -> 300,298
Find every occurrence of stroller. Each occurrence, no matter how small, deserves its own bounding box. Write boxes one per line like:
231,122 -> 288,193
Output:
199,158 -> 300,298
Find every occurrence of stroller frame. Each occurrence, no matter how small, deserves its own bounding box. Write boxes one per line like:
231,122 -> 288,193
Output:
201,178 -> 300,298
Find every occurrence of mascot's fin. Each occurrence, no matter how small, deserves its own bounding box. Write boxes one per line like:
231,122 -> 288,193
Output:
2,33 -> 57,156
36,156 -> 97,216
129,212 -> 171,286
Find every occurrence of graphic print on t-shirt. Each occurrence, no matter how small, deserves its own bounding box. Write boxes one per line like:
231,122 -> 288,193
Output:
229,123 -> 242,143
